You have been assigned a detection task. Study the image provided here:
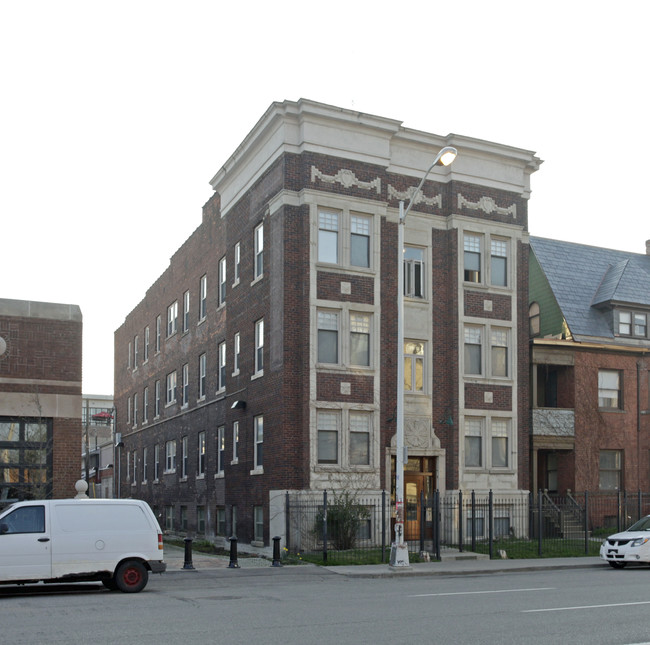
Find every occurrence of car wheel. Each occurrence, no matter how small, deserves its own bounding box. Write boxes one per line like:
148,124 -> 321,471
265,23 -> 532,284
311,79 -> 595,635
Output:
102,577 -> 118,591
608,561 -> 627,569
115,560 -> 149,593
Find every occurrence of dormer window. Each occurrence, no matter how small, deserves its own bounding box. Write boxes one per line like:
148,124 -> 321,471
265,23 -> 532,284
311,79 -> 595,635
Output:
617,310 -> 648,338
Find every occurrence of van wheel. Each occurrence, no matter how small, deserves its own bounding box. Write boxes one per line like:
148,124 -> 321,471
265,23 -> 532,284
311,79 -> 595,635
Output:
102,577 -> 118,591
609,561 -> 627,569
115,560 -> 149,593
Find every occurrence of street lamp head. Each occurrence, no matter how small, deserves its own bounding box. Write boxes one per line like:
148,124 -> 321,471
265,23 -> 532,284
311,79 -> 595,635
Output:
436,146 -> 458,167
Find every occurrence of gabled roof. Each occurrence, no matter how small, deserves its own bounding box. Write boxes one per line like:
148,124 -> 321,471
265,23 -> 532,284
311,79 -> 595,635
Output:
530,237 -> 650,341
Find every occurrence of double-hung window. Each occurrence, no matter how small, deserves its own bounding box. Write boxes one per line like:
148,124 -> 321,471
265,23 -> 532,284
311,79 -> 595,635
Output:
218,257 -> 226,306
144,326 -> 149,362
218,341 -> 226,390
491,419 -> 509,468
617,311 -> 648,338
490,239 -> 508,286
181,436 -> 188,478
464,327 -> 482,375
350,314 -> 370,366
598,370 -> 622,409
318,210 -> 339,263
317,311 -> 339,364
349,412 -> 370,466
232,421 -> 239,463
155,380 -> 161,417
198,353 -> 207,399
154,444 -> 160,480
317,411 -> 339,464
404,341 -> 424,393
165,440 -> 176,473
133,393 -> 138,427
233,332 -> 240,375
404,246 -> 425,298
254,223 -> 264,279
183,290 -> 190,332
166,371 -> 177,405
199,275 -> 207,321
254,415 -> 263,469
350,215 -> 370,267
599,450 -> 622,490
234,242 -> 241,285
490,329 -> 509,377
142,447 -> 148,483
167,301 -> 178,337
217,426 -> 225,474
133,336 -> 139,369
254,319 -> 264,375
143,386 -> 149,423
155,315 -> 161,352
197,431 -> 206,476
464,417 -> 483,468
182,363 -> 189,406
464,234 -> 481,283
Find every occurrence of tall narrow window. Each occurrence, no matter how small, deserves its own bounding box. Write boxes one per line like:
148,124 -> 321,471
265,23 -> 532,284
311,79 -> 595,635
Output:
317,411 -> 339,464
254,415 -> 263,469
233,332 -> 240,374
404,246 -> 425,298
317,311 -> 339,364
349,412 -> 370,466
165,440 -> 176,472
144,326 -> 150,362
134,336 -> 139,369
217,426 -> 225,474
156,315 -> 161,352
167,301 -> 178,337
183,290 -> 190,332
199,275 -> 207,320
143,386 -> 149,423
155,380 -> 161,417
350,214 -> 370,267
166,371 -> 177,405
254,223 -> 264,279
133,393 -> 138,427
464,418 -> 483,468
198,431 -> 206,476
635,313 -> 647,337
142,447 -> 148,483
618,311 -> 632,335
182,363 -> 189,406
234,242 -> 241,284
154,444 -> 160,480
491,419 -> 508,468
198,353 -> 207,399
491,328 -> 508,377
490,239 -> 508,287
599,370 -> 622,409
318,210 -> 339,264
404,341 -> 424,393
350,313 -> 370,366
132,451 -> 137,484
254,506 -> 264,542
254,319 -> 264,374
464,234 -> 481,283
529,302 -> 541,337
232,421 -> 239,462
181,436 -> 188,478
218,342 -> 226,390
464,327 -> 482,375
599,450 -> 622,490
219,257 -> 226,306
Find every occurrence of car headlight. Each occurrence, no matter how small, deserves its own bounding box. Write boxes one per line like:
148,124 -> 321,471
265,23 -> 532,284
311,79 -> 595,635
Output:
631,538 -> 650,547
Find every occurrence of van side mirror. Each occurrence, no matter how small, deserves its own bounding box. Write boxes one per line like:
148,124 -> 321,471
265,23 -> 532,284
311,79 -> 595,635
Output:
0,523 -> 8,534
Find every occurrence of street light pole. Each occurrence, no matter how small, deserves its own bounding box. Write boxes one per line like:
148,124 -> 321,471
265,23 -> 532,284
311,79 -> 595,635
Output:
391,146 -> 457,568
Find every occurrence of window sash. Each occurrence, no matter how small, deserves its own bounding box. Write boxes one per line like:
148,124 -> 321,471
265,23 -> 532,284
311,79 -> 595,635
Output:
183,291 -> 190,332
200,275 -> 207,319
318,211 -> 339,264
255,319 -> 264,373
350,215 -> 370,268
254,416 -> 263,468
254,224 -> 264,278
598,370 -> 621,408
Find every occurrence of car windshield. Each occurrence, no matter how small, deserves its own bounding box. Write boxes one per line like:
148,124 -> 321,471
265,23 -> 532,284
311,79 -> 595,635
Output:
626,516 -> 650,532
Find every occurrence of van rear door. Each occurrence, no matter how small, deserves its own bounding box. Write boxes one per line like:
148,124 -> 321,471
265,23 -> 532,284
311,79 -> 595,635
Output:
0,503 -> 52,581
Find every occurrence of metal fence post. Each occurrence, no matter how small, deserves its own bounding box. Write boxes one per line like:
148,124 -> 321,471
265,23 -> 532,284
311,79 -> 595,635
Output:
381,490 -> 386,563
584,490 -> 589,555
419,490 -> 425,555
228,536 -> 240,568
638,489 -> 642,524
458,490 -> 463,553
617,490 -> 622,533
471,490 -> 476,553
434,490 -> 440,561
285,491 -> 290,553
322,490 -> 328,564
488,490 -> 494,560
183,537 -> 194,570
537,490 -> 543,557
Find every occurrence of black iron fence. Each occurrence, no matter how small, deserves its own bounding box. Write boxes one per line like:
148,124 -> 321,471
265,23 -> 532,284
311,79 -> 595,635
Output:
284,490 -> 650,563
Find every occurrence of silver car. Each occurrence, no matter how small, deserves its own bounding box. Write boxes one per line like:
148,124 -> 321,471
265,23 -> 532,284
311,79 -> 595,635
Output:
600,515 -> 650,569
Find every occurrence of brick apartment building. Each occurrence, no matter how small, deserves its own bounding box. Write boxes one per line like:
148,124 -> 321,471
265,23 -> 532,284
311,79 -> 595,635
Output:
0,298 -> 83,502
114,99 -> 541,546
529,237 -> 650,494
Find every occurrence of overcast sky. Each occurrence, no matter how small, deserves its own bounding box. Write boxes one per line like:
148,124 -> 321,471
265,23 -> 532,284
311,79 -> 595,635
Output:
1,1 -> 648,395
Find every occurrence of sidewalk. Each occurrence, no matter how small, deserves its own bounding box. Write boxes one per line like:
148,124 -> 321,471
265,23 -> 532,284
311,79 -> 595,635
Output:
162,544 -> 604,578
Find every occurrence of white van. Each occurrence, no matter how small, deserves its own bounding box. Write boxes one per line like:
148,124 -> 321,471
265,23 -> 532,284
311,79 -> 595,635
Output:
0,498 -> 166,592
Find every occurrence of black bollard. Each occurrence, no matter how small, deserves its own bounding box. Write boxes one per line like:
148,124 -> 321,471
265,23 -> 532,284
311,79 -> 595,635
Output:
228,536 -> 240,568
271,536 -> 282,567
182,537 -> 195,570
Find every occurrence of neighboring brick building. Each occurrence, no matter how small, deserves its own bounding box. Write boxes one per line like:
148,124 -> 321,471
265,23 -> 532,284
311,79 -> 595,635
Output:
114,99 -> 541,546
529,237 -> 650,493
0,298 -> 83,502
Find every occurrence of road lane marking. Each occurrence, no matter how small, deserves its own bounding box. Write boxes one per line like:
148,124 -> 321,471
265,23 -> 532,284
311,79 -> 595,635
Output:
523,601 -> 650,613
410,587 -> 554,598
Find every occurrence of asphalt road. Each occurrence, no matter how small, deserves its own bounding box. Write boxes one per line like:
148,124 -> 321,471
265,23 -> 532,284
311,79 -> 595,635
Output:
3,564 -> 650,644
